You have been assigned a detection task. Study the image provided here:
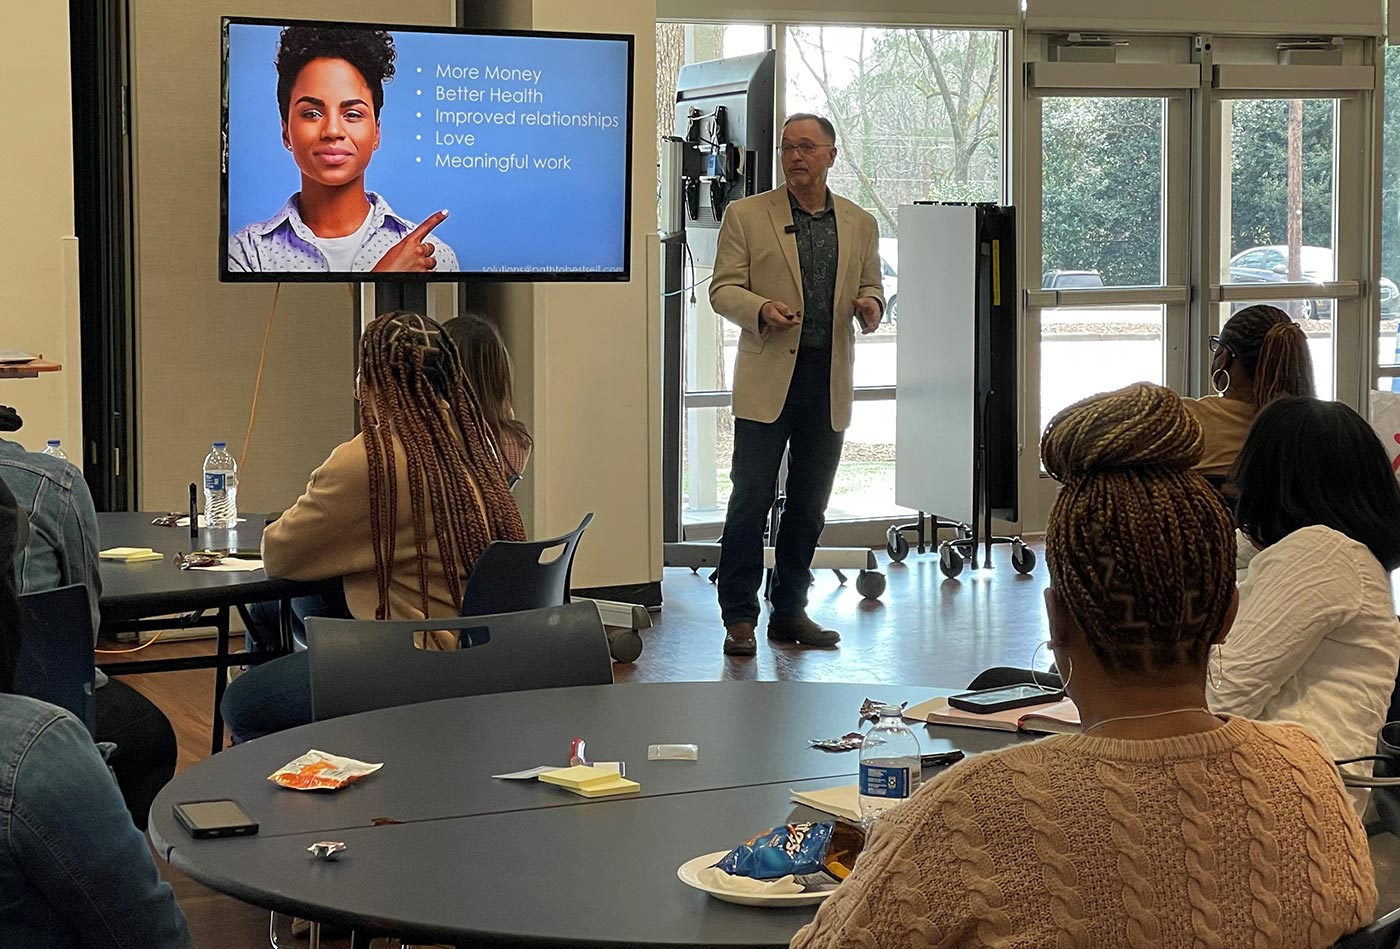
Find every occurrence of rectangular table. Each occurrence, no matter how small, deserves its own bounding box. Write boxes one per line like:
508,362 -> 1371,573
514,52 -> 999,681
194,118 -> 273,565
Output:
97,512 -> 335,751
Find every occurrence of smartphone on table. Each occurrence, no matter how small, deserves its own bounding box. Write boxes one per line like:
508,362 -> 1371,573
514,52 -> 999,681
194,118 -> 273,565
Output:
173,799 -> 259,839
947,684 -> 1062,714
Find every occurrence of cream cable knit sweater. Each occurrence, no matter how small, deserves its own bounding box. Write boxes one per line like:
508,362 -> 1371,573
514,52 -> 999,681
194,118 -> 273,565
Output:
792,718 -> 1375,949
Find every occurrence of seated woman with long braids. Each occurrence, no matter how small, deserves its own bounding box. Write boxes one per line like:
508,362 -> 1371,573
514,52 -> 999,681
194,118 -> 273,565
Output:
1209,397 -> 1400,816
793,384 -> 1374,949
1186,303 -> 1314,479
222,311 -> 525,742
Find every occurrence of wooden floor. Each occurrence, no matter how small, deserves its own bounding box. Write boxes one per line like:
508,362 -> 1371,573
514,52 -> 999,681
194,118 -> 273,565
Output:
111,544 -> 1400,947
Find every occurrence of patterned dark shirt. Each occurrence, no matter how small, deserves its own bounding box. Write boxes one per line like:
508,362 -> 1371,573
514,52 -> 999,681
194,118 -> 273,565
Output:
788,189 -> 839,351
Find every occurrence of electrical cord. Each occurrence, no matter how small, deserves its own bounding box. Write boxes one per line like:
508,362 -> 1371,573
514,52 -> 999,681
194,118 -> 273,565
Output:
239,283 -> 282,477
663,273 -> 713,298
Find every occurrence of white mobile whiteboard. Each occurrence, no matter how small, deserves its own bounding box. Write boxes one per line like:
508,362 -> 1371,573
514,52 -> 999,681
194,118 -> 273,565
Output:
894,204 -> 977,522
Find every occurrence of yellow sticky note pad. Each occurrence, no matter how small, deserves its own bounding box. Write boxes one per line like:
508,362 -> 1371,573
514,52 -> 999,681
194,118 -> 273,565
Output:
568,776 -> 640,798
99,547 -> 162,562
538,765 -> 639,797
539,765 -> 617,790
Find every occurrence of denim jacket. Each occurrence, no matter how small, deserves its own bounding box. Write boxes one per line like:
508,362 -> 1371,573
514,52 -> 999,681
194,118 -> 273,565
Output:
0,693 -> 189,947
0,439 -> 101,639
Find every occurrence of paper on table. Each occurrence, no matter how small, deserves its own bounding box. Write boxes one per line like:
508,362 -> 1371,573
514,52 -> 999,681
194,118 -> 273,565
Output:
493,766 -> 556,780
175,515 -> 248,528
790,784 -> 861,823
0,350 -> 38,363
186,559 -> 264,572
494,762 -> 622,781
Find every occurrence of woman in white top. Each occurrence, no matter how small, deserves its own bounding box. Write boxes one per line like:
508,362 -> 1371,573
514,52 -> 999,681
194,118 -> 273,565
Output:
1209,396 -> 1400,813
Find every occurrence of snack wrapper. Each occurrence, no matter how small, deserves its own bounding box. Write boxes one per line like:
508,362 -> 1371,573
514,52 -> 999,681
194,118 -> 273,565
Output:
712,821 -> 864,882
810,732 -> 865,752
860,698 -> 907,722
268,750 -> 383,791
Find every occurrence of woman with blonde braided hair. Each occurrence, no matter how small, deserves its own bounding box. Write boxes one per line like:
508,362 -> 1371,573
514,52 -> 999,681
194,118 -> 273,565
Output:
1185,303 -> 1315,479
794,383 -> 1373,949
223,311 -> 526,742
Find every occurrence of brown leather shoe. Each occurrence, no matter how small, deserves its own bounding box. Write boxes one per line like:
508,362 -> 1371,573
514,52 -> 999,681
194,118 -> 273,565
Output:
767,612 -> 840,647
723,621 -> 758,656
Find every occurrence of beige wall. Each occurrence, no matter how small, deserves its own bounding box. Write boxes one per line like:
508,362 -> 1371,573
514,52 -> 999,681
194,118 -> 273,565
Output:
128,0 -> 659,592
130,0 -> 454,514
0,3 -> 80,454
473,0 -> 662,590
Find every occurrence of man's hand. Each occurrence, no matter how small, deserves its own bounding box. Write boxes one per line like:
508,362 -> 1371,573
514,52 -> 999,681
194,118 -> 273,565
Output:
760,300 -> 802,331
853,297 -> 883,334
371,210 -> 448,272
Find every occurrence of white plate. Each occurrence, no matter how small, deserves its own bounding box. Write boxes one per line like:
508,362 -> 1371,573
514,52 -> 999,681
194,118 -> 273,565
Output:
676,851 -> 834,908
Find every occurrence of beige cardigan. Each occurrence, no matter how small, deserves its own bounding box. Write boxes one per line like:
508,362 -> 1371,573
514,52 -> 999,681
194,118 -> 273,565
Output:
793,718 -> 1375,949
261,431 -> 488,635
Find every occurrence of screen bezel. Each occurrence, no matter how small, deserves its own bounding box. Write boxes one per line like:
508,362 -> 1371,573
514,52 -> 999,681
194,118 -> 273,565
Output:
219,15 -> 635,284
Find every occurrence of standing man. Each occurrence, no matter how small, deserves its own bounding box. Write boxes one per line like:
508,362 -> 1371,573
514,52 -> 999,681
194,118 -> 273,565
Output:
709,114 -> 885,656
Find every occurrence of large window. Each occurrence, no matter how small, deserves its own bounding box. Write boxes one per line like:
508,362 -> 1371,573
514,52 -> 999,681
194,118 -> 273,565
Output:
1380,46 -> 1400,390
1219,98 -> 1338,399
1038,96 -> 1167,436
661,22 -> 1005,529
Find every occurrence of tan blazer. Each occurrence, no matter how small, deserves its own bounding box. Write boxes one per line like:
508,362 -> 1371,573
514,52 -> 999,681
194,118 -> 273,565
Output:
709,186 -> 884,431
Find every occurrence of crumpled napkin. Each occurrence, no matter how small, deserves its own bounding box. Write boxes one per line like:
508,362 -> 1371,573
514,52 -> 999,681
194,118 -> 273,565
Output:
695,866 -> 805,896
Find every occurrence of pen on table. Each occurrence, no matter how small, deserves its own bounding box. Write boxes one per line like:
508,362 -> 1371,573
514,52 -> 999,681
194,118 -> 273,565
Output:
188,483 -> 198,541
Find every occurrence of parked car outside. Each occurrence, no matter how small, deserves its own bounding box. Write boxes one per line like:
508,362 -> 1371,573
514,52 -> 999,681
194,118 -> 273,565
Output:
1041,269 -> 1106,290
878,237 -> 898,323
1226,244 -> 1397,320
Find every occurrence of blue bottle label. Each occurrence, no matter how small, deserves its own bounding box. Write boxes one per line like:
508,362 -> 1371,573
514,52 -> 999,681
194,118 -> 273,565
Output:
205,472 -> 225,492
860,763 -> 911,799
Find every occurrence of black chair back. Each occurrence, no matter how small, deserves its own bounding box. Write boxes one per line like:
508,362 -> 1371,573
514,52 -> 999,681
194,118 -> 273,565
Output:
1333,908 -> 1400,949
306,601 -> 613,722
14,584 -> 95,735
459,512 -> 592,616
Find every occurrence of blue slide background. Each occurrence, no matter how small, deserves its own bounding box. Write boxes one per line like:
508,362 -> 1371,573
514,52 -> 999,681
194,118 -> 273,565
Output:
226,23 -> 630,272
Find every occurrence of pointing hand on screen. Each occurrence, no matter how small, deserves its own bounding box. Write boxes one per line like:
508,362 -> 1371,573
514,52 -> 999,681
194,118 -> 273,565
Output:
371,210 -> 449,272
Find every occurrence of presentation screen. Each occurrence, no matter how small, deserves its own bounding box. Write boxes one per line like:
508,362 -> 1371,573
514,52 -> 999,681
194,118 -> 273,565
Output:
221,17 -> 634,282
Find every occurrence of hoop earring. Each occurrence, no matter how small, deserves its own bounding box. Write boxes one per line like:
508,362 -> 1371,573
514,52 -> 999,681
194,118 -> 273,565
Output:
1209,643 -> 1224,691
1212,368 -> 1231,395
1030,641 -> 1068,694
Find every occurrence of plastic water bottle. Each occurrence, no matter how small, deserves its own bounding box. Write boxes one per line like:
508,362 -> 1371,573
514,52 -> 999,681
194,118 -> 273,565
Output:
41,440 -> 67,461
202,441 -> 238,529
858,705 -> 922,828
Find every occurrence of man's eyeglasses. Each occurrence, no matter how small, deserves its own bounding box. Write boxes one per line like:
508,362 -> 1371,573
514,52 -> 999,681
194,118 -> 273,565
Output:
1208,335 -> 1236,358
777,142 -> 834,157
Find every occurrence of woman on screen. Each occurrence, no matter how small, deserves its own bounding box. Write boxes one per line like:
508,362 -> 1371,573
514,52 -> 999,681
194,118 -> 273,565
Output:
227,26 -> 459,274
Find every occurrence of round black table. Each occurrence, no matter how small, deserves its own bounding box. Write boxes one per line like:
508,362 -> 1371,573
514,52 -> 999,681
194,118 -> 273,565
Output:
151,681 -> 1025,946
97,512 -> 334,751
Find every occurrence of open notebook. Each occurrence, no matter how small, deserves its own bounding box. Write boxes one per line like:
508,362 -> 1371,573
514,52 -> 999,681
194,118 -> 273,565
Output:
904,696 -> 1081,735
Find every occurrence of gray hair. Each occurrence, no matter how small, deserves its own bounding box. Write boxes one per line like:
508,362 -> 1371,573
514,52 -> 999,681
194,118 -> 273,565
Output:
782,113 -> 836,145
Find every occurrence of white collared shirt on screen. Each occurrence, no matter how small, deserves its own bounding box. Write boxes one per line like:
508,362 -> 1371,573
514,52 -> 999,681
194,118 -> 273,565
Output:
227,191 -> 459,273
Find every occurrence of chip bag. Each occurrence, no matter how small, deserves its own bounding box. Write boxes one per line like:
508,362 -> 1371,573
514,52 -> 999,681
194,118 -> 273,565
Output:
268,750 -> 383,791
712,820 -> 864,883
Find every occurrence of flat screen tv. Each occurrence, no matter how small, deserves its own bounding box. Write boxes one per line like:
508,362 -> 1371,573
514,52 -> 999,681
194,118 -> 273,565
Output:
221,16 -> 634,282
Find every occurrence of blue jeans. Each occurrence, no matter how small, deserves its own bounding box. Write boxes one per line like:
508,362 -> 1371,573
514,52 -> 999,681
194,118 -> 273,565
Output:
244,586 -> 350,652
225,590 -> 352,742
717,348 -> 844,625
